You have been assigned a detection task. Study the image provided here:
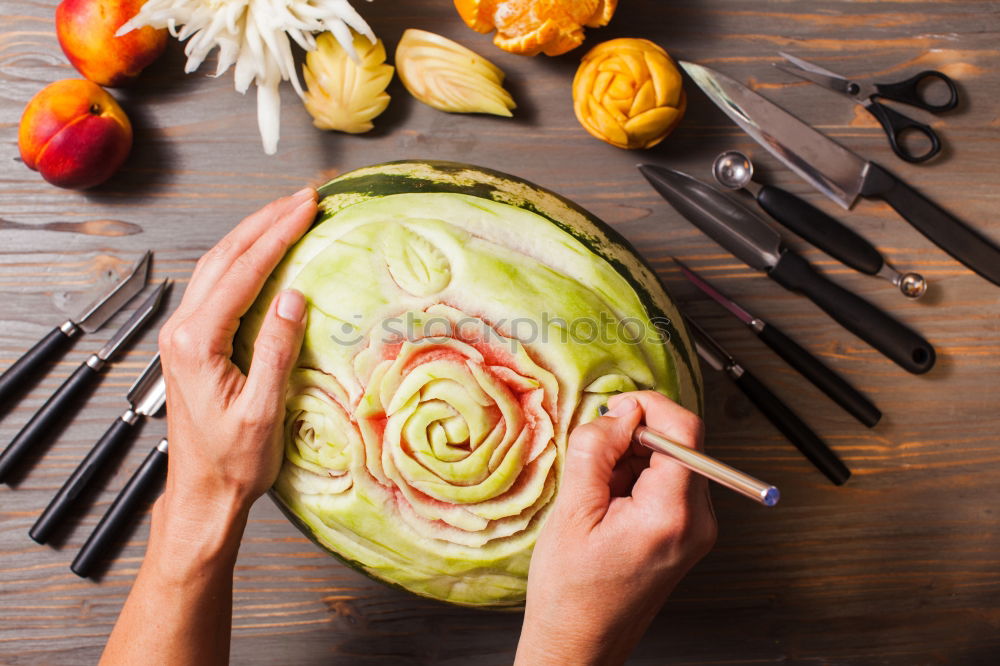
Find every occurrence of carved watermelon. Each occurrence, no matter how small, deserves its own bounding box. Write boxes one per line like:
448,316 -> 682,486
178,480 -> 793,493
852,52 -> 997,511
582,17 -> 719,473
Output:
235,160 -> 701,608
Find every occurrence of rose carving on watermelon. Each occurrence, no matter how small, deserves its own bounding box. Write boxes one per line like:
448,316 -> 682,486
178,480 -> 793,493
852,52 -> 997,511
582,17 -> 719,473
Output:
354,305 -> 559,546
235,161 -> 701,607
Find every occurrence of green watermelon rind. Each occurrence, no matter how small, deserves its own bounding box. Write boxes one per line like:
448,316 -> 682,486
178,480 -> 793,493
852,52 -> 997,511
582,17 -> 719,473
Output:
315,160 -> 703,413
249,160 -> 703,608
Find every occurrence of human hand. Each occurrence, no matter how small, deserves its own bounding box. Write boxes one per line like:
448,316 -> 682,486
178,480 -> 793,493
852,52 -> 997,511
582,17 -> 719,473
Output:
515,391 -> 717,666
154,187 -> 317,552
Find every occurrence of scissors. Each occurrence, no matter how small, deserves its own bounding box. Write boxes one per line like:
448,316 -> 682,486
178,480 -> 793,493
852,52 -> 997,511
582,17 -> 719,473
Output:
775,52 -> 959,163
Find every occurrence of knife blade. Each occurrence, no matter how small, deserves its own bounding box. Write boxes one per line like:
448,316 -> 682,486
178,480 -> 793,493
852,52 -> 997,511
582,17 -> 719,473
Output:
685,316 -> 850,485
72,437 -> 168,578
675,258 -> 881,427
29,354 -> 165,544
0,251 -> 151,410
679,61 -> 1000,287
0,280 -> 169,483
639,164 -> 935,374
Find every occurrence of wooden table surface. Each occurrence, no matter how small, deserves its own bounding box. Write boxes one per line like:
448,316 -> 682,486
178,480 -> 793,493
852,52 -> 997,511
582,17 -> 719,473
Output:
2,1 -> 999,663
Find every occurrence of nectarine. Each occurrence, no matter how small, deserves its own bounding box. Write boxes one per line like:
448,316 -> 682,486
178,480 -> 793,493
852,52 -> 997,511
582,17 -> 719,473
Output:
19,79 -> 133,189
56,0 -> 167,87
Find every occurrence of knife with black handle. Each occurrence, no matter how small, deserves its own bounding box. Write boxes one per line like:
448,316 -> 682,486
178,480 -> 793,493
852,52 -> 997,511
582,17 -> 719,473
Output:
680,61 -> 1000,288
860,163 -> 1000,287
675,259 -> 881,427
30,356 -> 165,545
71,438 -> 168,579
0,362 -> 104,483
640,165 -> 935,375
0,252 -> 150,410
754,323 -> 880,427
733,369 -> 850,485
685,316 -> 850,485
767,251 -> 934,373
0,281 -> 168,484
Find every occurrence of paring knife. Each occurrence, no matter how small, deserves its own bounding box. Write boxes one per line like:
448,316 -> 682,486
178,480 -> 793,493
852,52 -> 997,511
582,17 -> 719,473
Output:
679,61 -> 1000,287
30,354 -> 165,544
674,258 -> 881,428
0,251 -> 151,409
72,438 -> 168,579
685,316 -> 851,485
0,280 -> 169,483
639,164 -> 935,375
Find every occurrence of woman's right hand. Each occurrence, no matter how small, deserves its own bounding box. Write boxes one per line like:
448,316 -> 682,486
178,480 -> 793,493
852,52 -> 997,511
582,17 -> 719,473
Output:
515,391 -> 717,666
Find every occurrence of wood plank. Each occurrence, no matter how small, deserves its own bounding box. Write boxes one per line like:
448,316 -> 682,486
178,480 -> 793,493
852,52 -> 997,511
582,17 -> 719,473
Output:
1,0 -> 999,663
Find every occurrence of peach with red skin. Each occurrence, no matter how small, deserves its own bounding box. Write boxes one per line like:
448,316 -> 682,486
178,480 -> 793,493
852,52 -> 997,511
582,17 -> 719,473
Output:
19,79 -> 133,189
56,0 -> 167,88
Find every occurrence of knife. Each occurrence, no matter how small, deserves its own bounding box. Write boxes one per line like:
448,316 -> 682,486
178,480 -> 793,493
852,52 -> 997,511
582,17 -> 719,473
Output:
29,354 -> 165,544
0,251 -> 151,410
674,258 -> 882,428
679,61 -> 1000,287
685,316 -> 850,485
71,437 -> 168,579
639,164 -> 935,375
0,280 -> 169,483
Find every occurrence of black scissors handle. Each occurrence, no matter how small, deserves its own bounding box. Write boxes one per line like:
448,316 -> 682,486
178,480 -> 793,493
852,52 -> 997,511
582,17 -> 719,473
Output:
874,70 -> 959,112
865,100 -> 941,163
867,71 -> 959,163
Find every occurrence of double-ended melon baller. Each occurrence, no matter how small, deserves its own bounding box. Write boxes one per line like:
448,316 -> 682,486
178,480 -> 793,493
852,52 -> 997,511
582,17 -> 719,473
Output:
712,150 -> 928,299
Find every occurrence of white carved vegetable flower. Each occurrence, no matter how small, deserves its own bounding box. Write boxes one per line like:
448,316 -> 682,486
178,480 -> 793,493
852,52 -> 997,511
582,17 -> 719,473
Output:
119,0 -> 376,154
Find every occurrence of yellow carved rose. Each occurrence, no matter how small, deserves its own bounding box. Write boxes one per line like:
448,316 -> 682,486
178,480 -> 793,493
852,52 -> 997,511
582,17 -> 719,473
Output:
572,38 -> 686,149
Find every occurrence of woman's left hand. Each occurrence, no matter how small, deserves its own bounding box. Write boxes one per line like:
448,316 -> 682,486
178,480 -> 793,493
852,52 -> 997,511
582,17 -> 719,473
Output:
154,187 -> 317,556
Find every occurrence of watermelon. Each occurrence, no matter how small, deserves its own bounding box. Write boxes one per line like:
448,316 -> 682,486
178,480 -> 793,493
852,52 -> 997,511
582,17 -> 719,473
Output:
234,160 -> 701,608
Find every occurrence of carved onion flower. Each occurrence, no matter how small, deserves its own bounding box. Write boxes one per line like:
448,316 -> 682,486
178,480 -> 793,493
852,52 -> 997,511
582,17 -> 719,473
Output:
119,0 -> 376,154
572,38 -> 686,149
353,305 -> 558,547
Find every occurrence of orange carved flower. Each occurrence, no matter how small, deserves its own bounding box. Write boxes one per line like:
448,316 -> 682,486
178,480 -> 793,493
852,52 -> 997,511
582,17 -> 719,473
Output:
572,38 -> 686,149
454,0 -> 618,56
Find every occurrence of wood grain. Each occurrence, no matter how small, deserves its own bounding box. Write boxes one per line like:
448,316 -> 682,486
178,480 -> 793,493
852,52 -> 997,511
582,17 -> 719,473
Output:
2,1 -> 999,664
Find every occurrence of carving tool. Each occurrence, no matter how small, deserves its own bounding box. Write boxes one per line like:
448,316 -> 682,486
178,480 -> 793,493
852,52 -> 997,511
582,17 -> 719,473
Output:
675,258 -> 881,427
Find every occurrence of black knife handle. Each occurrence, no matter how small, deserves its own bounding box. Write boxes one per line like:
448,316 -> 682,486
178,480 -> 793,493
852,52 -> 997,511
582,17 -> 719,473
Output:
0,357 -> 104,483
733,367 -> 851,485
769,251 -> 935,375
29,414 -> 137,544
0,324 -> 78,410
757,323 -> 882,428
757,185 -> 885,275
860,162 -> 1000,287
72,439 -> 167,579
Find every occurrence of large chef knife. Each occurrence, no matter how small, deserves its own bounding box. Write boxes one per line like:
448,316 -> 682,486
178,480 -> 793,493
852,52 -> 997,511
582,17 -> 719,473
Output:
29,354 -> 165,544
679,61 -> 1000,287
638,164 -> 935,375
685,316 -> 850,485
0,280 -> 169,483
0,251 -> 151,410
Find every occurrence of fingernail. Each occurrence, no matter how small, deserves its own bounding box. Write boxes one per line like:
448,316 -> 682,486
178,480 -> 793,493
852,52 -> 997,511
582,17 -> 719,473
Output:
277,289 -> 306,322
292,187 -> 314,202
606,397 -> 637,417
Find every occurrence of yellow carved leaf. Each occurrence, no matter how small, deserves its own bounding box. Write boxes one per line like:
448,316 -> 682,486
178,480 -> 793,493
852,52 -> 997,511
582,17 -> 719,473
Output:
302,31 -> 394,134
395,29 -> 516,117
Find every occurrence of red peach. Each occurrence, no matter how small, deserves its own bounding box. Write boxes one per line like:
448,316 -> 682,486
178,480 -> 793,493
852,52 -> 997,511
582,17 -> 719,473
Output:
56,0 -> 167,87
19,79 -> 133,189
